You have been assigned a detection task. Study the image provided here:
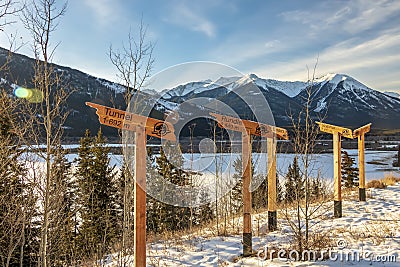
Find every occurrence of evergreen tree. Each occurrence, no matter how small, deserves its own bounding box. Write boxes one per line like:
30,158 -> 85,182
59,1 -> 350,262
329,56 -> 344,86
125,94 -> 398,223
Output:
252,174 -> 268,210
284,156 -> 304,203
146,147 -> 165,233
398,145 -> 400,167
341,151 -> 359,188
148,143 -> 191,233
75,129 -> 118,260
196,190 -> 214,224
230,157 -> 280,211
48,145 -> 77,266
393,145 -> 400,167
230,157 -> 243,213
0,93 -> 39,266
308,175 -> 325,200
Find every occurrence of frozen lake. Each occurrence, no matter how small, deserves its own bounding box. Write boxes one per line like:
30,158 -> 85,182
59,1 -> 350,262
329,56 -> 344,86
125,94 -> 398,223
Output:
60,149 -> 399,181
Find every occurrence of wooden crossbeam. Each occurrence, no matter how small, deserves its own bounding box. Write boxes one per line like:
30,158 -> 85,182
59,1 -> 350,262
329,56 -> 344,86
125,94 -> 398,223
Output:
209,113 -> 288,140
353,123 -> 371,138
316,122 -> 353,139
86,102 -> 176,141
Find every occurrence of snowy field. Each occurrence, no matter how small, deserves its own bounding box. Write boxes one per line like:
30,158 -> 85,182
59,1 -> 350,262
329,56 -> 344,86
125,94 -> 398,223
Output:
56,149 -> 400,182
21,148 -> 400,266
110,183 -> 400,266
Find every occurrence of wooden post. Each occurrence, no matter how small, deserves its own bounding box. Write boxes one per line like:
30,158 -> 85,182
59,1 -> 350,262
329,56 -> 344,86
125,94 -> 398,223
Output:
242,131 -> 252,257
208,112 -> 287,256
333,132 -> 342,218
267,137 -> 277,231
86,102 -> 177,266
134,126 -> 147,267
358,134 -> 366,201
316,122 -> 361,218
353,123 -> 371,202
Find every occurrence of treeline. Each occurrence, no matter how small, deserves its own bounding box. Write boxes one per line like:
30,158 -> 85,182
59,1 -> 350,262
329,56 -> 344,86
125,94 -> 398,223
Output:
1,116 -> 334,266
0,96 -> 360,265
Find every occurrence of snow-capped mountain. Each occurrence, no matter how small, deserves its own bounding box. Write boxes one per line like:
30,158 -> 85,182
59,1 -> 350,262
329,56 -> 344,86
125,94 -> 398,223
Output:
156,73 -> 309,100
2,46 -> 400,136
384,91 -> 400,99
295,73 -> 400,128
156,72 -> 400,128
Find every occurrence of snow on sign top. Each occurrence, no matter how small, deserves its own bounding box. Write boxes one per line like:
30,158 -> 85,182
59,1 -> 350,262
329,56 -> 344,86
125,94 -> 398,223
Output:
86,102 -> 176,141
210,112 -> 288,140
316,122 -> 353,139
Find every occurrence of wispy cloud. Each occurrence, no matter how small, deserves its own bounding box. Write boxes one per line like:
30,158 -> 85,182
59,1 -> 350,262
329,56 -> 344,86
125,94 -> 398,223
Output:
280,0 -> 400,36
165,3 -> 216,38
344,0 -> 400,34
83,0 -> 121,25
252,29 -> 400,91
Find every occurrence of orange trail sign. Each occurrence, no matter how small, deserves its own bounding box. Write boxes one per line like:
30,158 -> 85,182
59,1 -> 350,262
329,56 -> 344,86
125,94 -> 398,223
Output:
353,123 -> 371,137
86,102 -> 176,141
316,122 -> 353,139
209,112 -> 288,140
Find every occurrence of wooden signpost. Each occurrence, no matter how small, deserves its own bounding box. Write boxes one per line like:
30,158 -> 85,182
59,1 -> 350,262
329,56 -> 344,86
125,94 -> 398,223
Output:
210,113 -> 288,256
316,122 -> 353,218
353,123 -> 371,201
86,102 -> 176,267
316,122 -> 372,217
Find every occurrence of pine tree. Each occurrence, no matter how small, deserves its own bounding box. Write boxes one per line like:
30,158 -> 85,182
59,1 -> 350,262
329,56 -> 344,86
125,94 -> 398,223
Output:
308,175 -> 325,200
196,190 -> 214,225
48,145 -> 77,265
398,145 -> 400,167
75,129 -> 118,261
284,156 -> 304,203
393,145 -> 400,167
0,93 -> 38,266
252,173 -> 268,210
230,157 -> 243,213
148,143 -> 192,233
230,158 -> 280,211
341,151 -> 359,188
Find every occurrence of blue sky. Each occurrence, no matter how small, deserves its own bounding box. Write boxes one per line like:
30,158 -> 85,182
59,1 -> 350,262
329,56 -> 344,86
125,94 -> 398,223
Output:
1,0 -> 400,92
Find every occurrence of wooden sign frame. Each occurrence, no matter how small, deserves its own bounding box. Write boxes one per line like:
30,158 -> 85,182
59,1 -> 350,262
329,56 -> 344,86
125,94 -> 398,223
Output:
210,112 -> 288,256
86,102 -> 176,267
317,122 -> 372,218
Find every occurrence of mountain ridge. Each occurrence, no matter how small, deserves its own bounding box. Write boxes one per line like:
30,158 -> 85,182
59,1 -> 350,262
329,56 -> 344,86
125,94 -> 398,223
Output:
1,47 -> 400,137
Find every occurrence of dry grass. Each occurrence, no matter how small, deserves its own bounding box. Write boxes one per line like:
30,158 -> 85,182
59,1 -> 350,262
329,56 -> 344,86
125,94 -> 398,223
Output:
382,173 -> 400,186
367,179 -> 387,189
367,173 -> 400,189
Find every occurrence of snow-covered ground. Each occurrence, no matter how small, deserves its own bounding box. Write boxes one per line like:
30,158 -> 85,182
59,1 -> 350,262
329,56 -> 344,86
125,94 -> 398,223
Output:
109,183 -> 400,266
61,149 -> 400,181
22,148 -> 400,183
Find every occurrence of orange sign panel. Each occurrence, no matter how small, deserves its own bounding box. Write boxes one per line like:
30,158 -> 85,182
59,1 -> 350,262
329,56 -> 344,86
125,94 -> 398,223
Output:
316,122 -> 353,139
209,112 -> 288,140
86,102 -> 176,141
353,123 -> 372,137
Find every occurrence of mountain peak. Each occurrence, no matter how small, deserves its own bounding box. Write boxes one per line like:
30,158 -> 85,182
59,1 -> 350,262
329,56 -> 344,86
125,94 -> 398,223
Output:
247,73 -> 259,80
316,73 -> 349,83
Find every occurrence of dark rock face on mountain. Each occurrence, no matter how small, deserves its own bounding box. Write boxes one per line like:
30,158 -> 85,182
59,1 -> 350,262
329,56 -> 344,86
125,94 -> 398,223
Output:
0,47 -> 127,138
1,47 -> 400,140
294,73 -> 400,128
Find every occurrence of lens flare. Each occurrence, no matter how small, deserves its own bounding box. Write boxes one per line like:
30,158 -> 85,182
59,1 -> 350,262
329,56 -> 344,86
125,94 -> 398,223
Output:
13,87 -> 43,103
14,87 -> 32,98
